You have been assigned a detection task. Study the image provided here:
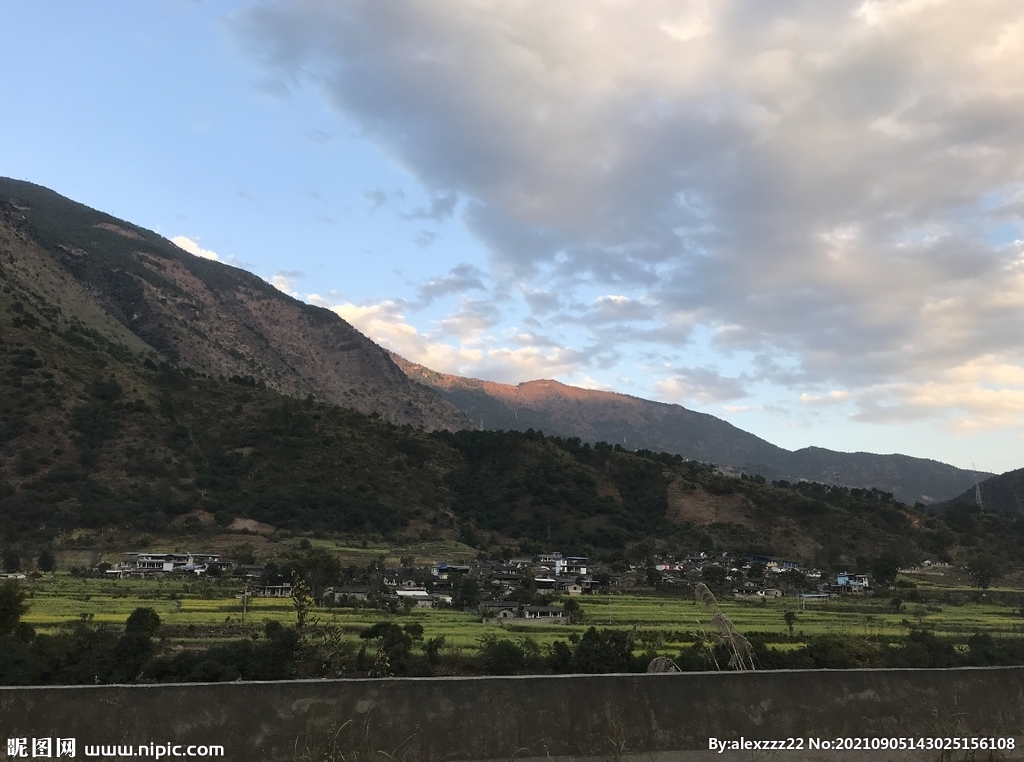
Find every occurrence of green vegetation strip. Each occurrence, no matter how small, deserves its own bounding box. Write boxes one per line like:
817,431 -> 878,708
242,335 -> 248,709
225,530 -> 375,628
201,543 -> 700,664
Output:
20,575 -> 1024,650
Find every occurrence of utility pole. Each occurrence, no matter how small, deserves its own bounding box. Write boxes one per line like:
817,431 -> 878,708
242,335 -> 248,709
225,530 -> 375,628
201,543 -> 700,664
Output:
241,580 -> 250,624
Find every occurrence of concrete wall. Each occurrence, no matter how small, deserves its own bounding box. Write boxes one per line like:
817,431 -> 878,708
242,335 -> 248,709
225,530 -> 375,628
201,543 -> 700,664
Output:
1,668 -> 1022,762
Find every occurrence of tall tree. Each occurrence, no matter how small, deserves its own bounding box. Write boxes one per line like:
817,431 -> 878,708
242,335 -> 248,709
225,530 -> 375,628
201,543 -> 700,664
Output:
0,580 -> 29,636
968,556 -> 1003,590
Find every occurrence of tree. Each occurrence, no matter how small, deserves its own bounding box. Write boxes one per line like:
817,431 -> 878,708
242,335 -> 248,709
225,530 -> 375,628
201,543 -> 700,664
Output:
359,622 -> 414,676
569,627 -> 635,674
967,556 -> 1003,590
292,548 -> 341,599
291,573 -> 317,634
423,636 -> 446,664
0,581 -> 29,636
112,607 -> 162,682
778,569 -> 808,592
562,598 -> 584,624
783,610 -> 797,637
124,607 -> 162,638
701,565 -> 727,589
455,577 -> 481,609
871,553 -> 901,588
478,636 -> 526,675
232,542 -> 257,566
37,550 -> 56,573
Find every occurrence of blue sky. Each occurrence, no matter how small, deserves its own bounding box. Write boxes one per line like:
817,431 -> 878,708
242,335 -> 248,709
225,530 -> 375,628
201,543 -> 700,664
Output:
2,0 -> 1022,474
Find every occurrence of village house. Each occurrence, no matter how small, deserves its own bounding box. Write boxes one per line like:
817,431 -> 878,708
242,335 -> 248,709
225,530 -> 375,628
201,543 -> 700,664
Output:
537,553 -> 562,573
537,553 -> 588,576
256,584 -> 293,597
393,588 -> 437,608
324,584 -> 370,602
522,605 -> 567,622
479,600 -> 518,619
656,561 -> 686,572
430,562 -> 471,580
106,552 -> 226,577
830,573 -> 870,594
488,572 -> 523,592
735,580 -> 765,597
534,576 -> 558,592
556,578 -> 583,596
563,556 -> 588,575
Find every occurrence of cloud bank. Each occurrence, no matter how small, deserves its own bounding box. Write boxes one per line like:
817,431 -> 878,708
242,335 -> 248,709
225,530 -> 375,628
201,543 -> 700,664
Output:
233,0 -> 1024,432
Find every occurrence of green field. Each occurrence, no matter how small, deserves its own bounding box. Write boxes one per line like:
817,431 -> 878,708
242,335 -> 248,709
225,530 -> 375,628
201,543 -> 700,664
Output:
18,572 -> 1024,657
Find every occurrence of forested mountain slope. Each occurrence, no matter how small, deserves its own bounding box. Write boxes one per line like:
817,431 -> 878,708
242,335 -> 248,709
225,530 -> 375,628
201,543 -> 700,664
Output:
935,467 -> 1024,517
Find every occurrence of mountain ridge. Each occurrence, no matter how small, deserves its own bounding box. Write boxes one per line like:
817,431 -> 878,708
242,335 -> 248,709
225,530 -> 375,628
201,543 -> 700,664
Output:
392,355 -> 994,506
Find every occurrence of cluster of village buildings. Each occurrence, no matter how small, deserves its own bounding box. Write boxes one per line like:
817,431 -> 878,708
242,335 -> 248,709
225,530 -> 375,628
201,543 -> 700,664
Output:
99,549 -> 879,622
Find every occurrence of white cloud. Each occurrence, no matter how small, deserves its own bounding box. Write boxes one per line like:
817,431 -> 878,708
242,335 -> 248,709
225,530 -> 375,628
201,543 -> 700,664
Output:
577,374 -> 614,391
800,390 -> 852,405
171,235 -> 220,261
723,404 -> 751,413
332,300 -> 422,351
270,271 -> 303,298
329,298 -> 588,383
591,294 -> 652,323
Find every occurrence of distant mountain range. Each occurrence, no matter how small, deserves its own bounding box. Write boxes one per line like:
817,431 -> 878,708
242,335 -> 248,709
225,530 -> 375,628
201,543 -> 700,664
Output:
0,176 -> 1008,514
393,357 -> 995,507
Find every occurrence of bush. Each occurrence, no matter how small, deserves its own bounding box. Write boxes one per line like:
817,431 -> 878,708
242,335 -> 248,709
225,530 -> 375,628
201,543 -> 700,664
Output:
478,637 -> 526,675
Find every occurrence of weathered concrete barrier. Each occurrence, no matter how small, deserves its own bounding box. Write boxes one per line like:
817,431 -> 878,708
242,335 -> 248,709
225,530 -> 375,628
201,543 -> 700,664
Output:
1,668 -> 1022,761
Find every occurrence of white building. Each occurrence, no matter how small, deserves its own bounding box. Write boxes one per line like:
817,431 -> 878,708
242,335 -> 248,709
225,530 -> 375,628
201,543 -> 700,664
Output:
108,552 -> 222,576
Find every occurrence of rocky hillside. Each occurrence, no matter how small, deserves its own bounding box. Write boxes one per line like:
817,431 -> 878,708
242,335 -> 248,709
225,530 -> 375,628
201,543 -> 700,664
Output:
0,178 -> 471,432
393,357 -> 989,505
